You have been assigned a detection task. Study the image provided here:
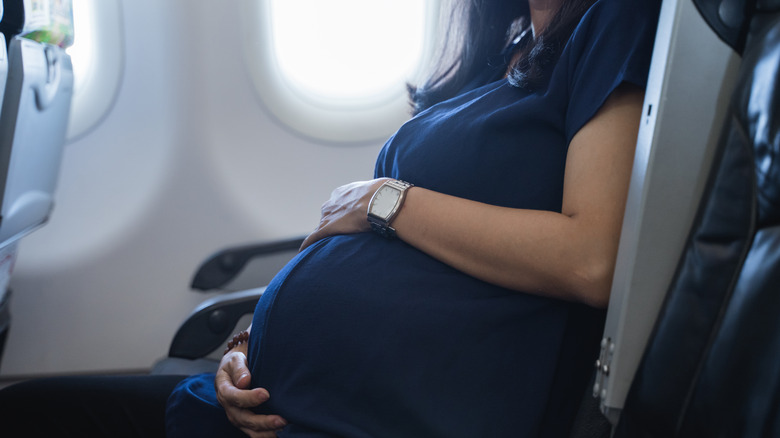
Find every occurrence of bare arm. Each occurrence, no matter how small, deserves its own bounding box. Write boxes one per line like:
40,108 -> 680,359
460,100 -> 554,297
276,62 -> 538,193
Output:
301,84 -> 644,308
391,85 -> 643,307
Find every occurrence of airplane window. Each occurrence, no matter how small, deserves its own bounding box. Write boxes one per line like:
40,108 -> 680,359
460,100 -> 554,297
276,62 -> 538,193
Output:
67,0 -> 92,93
242,0 -> 438,143
271,0 -> 425,103
65,0 -> 123,140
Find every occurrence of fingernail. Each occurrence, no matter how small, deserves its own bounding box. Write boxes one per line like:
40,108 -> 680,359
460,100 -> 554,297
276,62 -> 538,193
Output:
274,418 -> 287,428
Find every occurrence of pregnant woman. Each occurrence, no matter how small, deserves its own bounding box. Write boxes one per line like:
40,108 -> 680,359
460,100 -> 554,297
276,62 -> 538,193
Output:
0,0 -> 660,437
166,0 -> 661,436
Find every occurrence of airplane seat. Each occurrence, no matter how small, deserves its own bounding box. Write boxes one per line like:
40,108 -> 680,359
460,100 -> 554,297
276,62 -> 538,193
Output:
613,2 -> 780,436
0,0 -> 74,368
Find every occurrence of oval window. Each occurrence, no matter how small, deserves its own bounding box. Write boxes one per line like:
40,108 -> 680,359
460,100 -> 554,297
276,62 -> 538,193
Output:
66,0 -> 123,141
241,0 -> 438,143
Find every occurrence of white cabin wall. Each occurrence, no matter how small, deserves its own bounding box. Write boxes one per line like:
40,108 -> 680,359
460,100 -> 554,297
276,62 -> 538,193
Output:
0,0 -> 387,377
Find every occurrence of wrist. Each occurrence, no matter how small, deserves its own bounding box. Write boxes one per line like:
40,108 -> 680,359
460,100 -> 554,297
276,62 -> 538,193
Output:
367,179 -> 414,239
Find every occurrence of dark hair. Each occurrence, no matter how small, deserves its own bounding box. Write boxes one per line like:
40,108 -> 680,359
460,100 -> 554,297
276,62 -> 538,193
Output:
408,0 -> 596,115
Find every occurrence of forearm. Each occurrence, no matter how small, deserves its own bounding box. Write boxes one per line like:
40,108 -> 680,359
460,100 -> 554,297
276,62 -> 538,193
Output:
392,188 -> 617,307
391,86 -> 642,307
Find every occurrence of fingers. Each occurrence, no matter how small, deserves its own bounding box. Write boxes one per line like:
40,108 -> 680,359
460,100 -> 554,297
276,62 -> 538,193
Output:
224,391 -> 287,437
299,232 -> 317,252
216,373 -> 289,435
300,178 -> 391,251
216,377 -> 269,409
239,428 -> 281,438
232,410 -> 288,437
216,352 -> 264,408
228,356 -> 252,390
300,225 -> 329,252
215,351 -> 289,436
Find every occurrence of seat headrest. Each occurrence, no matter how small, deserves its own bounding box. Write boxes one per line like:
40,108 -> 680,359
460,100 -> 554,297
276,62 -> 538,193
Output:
694,0 -> 753,52
0,0 -> 24,45
737,14 -> 780,227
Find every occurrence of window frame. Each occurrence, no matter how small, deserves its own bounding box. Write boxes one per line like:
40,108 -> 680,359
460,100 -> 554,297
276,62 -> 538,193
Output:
239,0 -> 441,144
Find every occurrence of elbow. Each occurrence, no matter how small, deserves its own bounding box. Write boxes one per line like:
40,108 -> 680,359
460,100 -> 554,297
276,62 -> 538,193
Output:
569,256 -> 615,309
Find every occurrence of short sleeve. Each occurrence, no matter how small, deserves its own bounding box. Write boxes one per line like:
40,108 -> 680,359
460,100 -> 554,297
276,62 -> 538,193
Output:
563,0 -> 661,142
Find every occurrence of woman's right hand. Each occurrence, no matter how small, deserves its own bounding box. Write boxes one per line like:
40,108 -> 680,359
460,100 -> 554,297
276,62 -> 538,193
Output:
215,345 -> 288,437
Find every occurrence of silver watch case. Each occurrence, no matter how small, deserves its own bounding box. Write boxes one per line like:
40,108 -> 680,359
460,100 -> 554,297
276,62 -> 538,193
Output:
367,179 -> 413,239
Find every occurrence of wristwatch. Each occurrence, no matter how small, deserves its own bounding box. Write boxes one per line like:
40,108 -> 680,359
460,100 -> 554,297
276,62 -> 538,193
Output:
367,179 -> 414,239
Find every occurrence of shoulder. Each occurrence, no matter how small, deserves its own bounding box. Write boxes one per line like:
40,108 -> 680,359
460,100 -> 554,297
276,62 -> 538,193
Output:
562,0 -> 661,70
583,0 -> 660,21
572,0 -> 661,42
557,0 -> 661,141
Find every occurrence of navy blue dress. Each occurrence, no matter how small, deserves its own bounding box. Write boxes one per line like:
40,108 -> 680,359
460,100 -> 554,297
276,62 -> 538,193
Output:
166,1 -> 660,436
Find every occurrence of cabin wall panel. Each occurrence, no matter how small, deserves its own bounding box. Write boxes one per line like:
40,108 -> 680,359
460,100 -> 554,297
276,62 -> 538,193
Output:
0,0 -> 386,377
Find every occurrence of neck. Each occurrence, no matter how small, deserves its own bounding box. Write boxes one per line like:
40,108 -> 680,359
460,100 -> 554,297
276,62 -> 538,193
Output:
528,0 -> 562,37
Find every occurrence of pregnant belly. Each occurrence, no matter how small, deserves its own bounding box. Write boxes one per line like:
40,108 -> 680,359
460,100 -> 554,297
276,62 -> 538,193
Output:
246,233 -> 573,437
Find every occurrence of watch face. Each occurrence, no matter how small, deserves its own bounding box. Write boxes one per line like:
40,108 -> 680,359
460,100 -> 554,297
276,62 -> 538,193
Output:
370,185 -> 401,218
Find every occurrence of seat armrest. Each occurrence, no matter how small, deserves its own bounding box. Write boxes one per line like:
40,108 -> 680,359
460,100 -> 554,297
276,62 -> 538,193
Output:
168,287 -> 265,359
190,236 -> 305,291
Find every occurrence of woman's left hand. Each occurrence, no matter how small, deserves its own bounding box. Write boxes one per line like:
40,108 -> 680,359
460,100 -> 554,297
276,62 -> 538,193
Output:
215,347 -> 287,437
300,178 -> 389,251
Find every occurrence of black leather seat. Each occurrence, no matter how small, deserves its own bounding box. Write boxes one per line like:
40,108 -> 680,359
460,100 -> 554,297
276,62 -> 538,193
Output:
614,2 -> 780,436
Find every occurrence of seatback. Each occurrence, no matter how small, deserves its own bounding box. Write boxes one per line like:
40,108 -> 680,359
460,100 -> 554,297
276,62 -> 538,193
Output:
0,0 -> 73,247
593,0 -> 745,423
613,2 -> 780,436
0,0 -> 74,368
